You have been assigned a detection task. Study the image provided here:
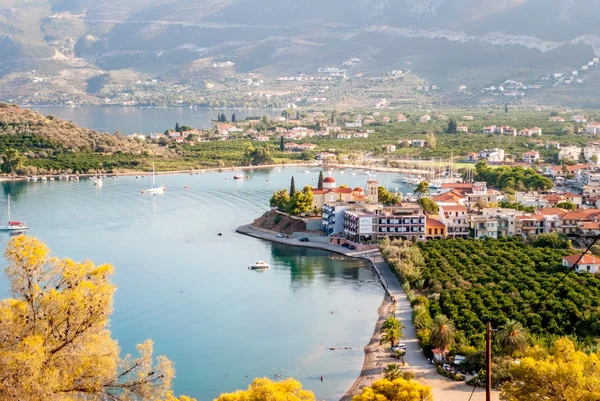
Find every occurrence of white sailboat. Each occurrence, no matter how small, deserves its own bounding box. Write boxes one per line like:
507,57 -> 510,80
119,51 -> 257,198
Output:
142,163 -> 165,194
0,195 -> 28,231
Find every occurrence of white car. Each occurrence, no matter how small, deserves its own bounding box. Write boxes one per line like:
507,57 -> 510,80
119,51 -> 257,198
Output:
276,233 -> 284,238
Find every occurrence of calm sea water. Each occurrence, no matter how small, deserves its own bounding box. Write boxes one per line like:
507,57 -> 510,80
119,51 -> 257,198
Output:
29,106 -> 281,134
0,168 -> 412,401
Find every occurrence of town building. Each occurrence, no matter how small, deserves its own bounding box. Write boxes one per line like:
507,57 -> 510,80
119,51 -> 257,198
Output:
383,144 -> 397,153
479,148 -> 505,162
456,124 -> 469,133
438,205 -> 469,238
419,115 -> 431,123
425,218 -> 446,239
522,151 -> 540,163
558,146 -> 582,161
563,254 -> 600,274
549,116 -> 566,122
586,122 -> 600,135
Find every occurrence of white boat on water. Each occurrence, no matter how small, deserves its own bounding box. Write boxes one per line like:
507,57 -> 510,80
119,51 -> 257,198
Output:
248,261 -> 270,270
0,195 -> 28,231
142,163 -> 165,194
304,170 -> 311,174
233,174 -> 244,180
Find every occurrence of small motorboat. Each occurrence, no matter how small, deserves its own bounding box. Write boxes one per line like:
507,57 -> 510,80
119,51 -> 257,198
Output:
233,174 -> 244,180
304,170 -> 310,174
248,261 -> 270,270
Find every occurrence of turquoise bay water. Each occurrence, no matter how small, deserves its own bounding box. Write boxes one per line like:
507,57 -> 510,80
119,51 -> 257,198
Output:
30,106 -> 281,134
0,168 -> 411,400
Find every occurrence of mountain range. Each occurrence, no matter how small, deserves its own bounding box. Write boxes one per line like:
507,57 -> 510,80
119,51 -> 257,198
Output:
2,0 -> 600,106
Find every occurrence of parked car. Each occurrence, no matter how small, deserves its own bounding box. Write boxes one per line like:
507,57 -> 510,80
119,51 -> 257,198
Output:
342,243 -> 350,248
347,244 -> 356,250
276,233 -> 284,238
299,238 -> 309,242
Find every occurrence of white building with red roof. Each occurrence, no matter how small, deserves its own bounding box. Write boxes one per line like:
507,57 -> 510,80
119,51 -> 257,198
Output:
563,254 -> 600,274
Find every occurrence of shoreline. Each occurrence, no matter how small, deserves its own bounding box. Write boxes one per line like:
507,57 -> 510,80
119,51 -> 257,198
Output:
0,162 -> 320,182
236,223 -> 499,401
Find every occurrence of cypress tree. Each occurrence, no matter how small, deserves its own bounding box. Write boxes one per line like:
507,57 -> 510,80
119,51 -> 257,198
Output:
232,113 -> 236,123
331,110 -> 336,125
290,176 -> 296,196
175,122 -> 180,132
222,113 -> 228,123
279,136 -> 284,151
505,103 -> 509,114
318,171 -> 324,189
296,111 -> 300,120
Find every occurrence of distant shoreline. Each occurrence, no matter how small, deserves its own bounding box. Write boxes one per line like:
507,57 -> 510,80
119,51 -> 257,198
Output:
0,162 -> 320,182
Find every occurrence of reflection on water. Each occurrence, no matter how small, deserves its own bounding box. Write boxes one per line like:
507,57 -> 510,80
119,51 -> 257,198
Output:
0,167 -> 388,401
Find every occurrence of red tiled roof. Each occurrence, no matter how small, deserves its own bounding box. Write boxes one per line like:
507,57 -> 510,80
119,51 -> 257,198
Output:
332,188 -> 353,194
323,177 -> 335,183
581,222 -> 600,229
353,187 -> 364,192
538,208 -> 569,217
426,218 -> 446,228
563,254 -> 600,265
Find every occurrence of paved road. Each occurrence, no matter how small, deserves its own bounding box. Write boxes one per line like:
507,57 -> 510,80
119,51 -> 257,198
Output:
365,251 -> 499,401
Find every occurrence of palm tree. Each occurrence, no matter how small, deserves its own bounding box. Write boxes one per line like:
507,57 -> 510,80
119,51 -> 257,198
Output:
379,327 -> 400,349
430,315 -> 455,359
380,316 -> 405,341
383,363 -> 403,381
497,320 -> 528,357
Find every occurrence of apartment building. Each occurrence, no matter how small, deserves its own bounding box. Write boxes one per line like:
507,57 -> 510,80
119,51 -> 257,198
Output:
438,205 -> 469,238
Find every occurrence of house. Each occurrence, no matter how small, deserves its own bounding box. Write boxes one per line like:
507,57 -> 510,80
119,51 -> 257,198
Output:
518,129 -> 533,137
562,254 -> 600,274
254,135 -> 270,142
530,127 -> 543,135
382,116 -> 391,123
483,126 -> 496,134
522,151 -> 540,163
501,126 -> 517,136
353,132 -> 369,138
468,152 -> 479,161
425,218 -> 446,239
462,116 -> 474,121
457,124 -> 469,133
586,122 -> 600,135
345,122 -> 362,128
558,146 -> 582,161
397,114 -> 408,122
383,144 -> 397,153
337,133 -> 352,139
479,148 -> 505,162
516,214 -> 546,237
549,116 -> 566,122
419,115 -> 431,123
546,141 -> 561,149
572,115 -> 588,123
411,139 -> 426,148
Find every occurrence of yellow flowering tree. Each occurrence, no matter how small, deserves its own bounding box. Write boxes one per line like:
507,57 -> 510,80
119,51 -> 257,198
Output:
0,235 -> 193,401
502,337 -> 600,401
352,378 -> 433,401
216,378 -> 315,401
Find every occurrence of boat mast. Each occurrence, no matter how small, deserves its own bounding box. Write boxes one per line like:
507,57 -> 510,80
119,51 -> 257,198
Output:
152,163 -> 156,187
7,195 -> 10,222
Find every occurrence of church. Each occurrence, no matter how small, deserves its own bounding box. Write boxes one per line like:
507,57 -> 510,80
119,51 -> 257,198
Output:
311,176 -> 379,209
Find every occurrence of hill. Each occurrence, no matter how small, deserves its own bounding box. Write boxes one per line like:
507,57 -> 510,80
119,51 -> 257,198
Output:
0,103 -> 170,174
2,0 -> 600,107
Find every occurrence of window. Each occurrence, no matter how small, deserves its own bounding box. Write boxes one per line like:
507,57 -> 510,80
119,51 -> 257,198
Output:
428,229 -> 432,235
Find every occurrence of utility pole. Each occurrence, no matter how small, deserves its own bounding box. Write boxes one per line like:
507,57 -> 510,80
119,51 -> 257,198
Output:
486,322 -> 492,401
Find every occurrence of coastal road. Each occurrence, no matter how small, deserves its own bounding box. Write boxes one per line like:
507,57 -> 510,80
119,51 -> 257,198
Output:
236,225 -> 498,401
364,251 -> 499,401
